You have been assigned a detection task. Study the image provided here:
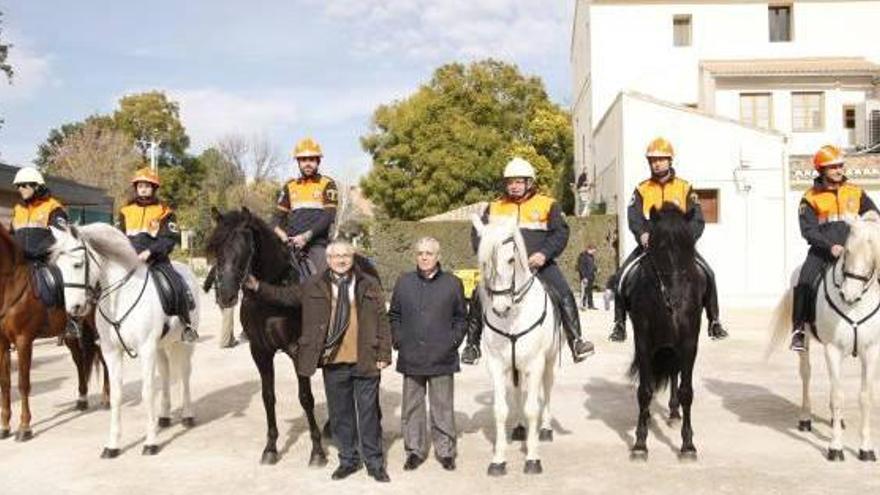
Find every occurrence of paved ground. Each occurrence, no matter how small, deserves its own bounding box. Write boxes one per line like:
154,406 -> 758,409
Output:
2,302 -> 879,495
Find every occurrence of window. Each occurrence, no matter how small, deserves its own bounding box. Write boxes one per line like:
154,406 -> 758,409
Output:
695,189 -> 719,223
673,15 -> 692,47
792,92 -> 824,132
843,105 -> 857,130
769,5 -> 792,42
740,93 -> 773,129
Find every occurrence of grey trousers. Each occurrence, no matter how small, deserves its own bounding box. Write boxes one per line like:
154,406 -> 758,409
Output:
402,374 -> 456,459
219,306 -> 236,347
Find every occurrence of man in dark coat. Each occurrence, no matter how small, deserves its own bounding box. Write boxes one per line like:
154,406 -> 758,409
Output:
389,237 -> 467,472
245,240 -> 392,483
577,245 -> 598,310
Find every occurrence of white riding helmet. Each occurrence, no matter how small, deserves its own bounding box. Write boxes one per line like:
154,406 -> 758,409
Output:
13,167 -> 46,186
503,157 -> 536,180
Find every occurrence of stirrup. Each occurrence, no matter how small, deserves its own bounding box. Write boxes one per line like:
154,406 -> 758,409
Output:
571,338 -> 595,363
708,321 -> 728,341
64,319 -> 82,340
181,326 -> 199,343
789,329 -> 807,353
461,344 -> 481,365
608,322 -> 626,342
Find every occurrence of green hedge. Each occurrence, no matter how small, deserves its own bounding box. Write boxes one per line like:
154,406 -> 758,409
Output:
362,215 -> 619,293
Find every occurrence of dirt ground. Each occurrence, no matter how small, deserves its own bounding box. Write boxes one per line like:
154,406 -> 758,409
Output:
2,301 -> 879,495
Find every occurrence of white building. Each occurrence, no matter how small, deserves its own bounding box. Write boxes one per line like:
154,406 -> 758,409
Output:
571,0 -> 880,304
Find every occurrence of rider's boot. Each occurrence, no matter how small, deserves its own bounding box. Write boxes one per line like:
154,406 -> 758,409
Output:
608,290 -> 627,342
550,286 -> 595,363
790,284 -> 811,353
460,295 -> 483,365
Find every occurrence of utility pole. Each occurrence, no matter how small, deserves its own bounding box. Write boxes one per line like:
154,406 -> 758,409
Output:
149,138 -> 161,173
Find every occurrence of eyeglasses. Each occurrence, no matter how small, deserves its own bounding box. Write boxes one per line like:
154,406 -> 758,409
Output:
15,183 -> 36,189
328,253 -> 353,259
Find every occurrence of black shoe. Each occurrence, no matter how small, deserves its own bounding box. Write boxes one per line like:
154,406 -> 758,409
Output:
570,338 -> 595,363
403,454 -> 424,471
790,328 -> 807,352
367,467 -> 390,482
461,343 -> 481,365
608,322 -> 626,342
708,321 -> 729,341
439,457 -> 456,471
181,325 -> 199,343
331,464 -> 362,480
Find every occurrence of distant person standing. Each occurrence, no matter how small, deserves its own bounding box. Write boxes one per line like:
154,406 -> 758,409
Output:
577,245 -> 598,310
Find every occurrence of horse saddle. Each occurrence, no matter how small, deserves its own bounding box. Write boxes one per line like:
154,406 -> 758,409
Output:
149,263 -> 195,319
28,261 -> 65,308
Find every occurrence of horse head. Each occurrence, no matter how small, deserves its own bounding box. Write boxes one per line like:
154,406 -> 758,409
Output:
648,203 -> 696,269
839,211 -> 880,304
206,207 -> 259,308
472,214 -> 529,318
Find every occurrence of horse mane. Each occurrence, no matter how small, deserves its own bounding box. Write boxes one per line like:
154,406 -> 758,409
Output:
205,209 -> 290,282
648,203 -> 696,270
476,220 -> 529,277
76,223 -> 142,270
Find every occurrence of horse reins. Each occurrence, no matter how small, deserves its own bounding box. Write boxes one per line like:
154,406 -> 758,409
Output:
821,254 -> 880,358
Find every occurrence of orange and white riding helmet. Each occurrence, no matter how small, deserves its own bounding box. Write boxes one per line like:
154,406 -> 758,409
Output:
812,144 -> 845,171
645,137 -> 675,159
131,167 -> 161,187
293,137 -> 323,159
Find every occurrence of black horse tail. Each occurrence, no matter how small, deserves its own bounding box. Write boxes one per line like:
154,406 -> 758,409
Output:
629,345 -> 679,390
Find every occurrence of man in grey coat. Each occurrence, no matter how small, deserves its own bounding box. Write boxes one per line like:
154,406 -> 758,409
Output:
389,237 -> 467,472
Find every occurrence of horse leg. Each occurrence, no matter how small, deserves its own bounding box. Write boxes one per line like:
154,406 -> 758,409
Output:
66,337 -> 89,411
823,344 -> 846,461
632,352 -> 653,458
510,383 -> 526,441
857,344 -> 879,462
156,347 -> 172,428
539,358 -> 554,442
668,371 -> 681,421
522,367 -> 544,474
100,349 -> 110,409
797,340 -> 813,431
679,349 -> 697,458
177,345 -> 195,427
297,375 -> 327,467
14,335 -> 33,441
254,351 -> 279,465
487,360 -> 509,476
140,349 -> 160,455
101,348 -> 124,458
0,338 -> 11,439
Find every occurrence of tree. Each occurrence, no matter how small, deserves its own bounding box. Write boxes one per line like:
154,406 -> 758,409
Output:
43,119 -> 143,208
1,11 -> 14,130
113,91 -> 190,165
35,115 -> 115,169
360,59 -> 575,220
217,133 -> 283,182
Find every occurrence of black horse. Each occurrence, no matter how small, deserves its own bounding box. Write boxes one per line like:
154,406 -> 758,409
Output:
625,203 -> 705,459
205,207 -> 326,466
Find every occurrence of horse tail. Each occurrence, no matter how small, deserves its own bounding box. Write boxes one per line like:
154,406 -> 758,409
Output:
765,287 -> 793,361
629,345 -> 678,390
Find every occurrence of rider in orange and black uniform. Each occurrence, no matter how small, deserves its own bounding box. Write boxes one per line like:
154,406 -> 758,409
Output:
460,157 -> 595,365
272,137 -> 339,277
117,167 -> 198,343
608,137 -> 728,343
789,145 -> 879,352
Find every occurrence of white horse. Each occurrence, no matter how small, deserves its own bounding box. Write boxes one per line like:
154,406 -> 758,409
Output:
472,216 -> 560,476
769,211 -> 880,462
49,223 -> 199,458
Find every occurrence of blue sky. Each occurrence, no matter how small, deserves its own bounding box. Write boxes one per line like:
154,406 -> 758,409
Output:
0,0 -> 574,180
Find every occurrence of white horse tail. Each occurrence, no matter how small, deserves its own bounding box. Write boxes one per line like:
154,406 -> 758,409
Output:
765,287 -> 793,360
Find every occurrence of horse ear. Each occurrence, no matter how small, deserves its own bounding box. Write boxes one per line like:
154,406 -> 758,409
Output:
862,210 -> 880,223
471,214 -> 485,237
210,207 -> 223,224
242,206 -> 252,220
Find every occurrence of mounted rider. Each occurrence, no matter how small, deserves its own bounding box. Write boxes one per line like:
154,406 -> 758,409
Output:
789,144 -> 879,352
460,157 -> 596,365
272,137 -> 339,277
117,167 -> 198,343
9,167 -> 73,333
607,137 -> 728,342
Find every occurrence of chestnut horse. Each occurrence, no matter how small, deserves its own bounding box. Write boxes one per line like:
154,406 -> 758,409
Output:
0,222 -> 106,441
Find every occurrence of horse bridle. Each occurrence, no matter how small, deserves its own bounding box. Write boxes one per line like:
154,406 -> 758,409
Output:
821,250 -> 880,358
831,251 -> 876,302
484,236 -> 537,306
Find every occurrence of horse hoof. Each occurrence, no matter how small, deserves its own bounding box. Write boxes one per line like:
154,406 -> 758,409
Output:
309,449 -> 328,467
75,399 -> 89,411
679,447 -> 698,460
100,448 -> 121,459
539,428 -> 553,442
181,417 -> 196,429
14,429 -> 33,442
523,460 -> 543,475
0,429 -> 10,440
858,450 -> 877,462
511,425 -> 526,441
142,444 -> 160,456
630,447 -> 648,461
158,417 -> 172,428
261,450 -> 279,465
487,462 -> 507,477
797,420 -> 812,432
827,449 -> 845,462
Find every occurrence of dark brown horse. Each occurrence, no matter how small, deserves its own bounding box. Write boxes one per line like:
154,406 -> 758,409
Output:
0,222 -> 106,441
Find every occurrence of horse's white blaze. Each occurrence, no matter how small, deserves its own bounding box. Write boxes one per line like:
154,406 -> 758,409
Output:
51,224 -> 198,452
474,216 -> 559,467
769,212 -> 880,457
